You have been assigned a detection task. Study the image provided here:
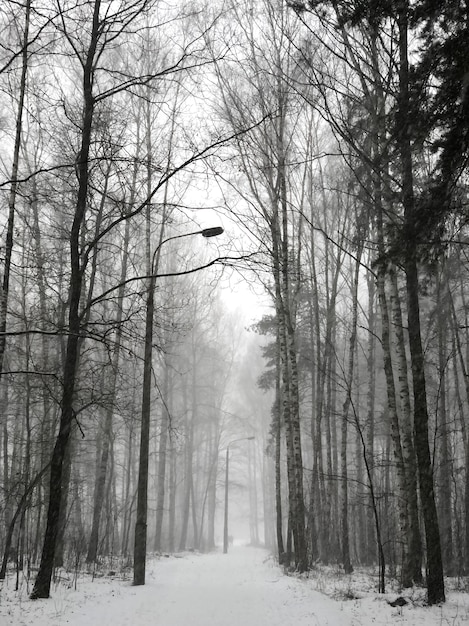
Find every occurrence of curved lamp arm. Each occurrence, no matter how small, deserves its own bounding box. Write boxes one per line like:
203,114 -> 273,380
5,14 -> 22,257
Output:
151,226 -> 224,272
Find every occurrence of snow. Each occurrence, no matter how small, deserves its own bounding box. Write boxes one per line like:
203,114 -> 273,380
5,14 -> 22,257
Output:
1,546 -> 469,626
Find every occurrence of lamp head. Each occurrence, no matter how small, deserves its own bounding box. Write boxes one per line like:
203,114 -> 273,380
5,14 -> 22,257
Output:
201,226 -> 224,238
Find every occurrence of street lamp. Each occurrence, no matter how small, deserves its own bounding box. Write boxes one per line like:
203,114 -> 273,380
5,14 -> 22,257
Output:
133,226 -> 223,586
223,436 -> 255,554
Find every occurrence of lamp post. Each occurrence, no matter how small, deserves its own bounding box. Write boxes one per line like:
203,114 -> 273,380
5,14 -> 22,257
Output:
223,436 -> 255,554
133,226 -> 223,586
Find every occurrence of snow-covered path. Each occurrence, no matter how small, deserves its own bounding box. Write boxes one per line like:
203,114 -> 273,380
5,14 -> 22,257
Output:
129,547 -> 352,626
3,547 -> 353,626
3,546 -> 469,625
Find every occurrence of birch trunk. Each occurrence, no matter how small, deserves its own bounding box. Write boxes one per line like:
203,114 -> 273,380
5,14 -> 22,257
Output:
389,266 -> 423,584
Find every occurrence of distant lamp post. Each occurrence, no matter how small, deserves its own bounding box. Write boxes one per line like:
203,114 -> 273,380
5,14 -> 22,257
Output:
223,436 -> 255,554
133,226 -> 223,586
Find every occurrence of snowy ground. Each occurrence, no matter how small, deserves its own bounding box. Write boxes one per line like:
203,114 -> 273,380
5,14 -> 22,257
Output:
1,546 -> 469,626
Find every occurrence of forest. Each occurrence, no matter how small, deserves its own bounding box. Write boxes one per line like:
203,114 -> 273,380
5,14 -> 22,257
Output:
0,0 -> 468,610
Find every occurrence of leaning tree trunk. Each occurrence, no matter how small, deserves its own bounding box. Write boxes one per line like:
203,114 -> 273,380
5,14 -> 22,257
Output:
30,0 -> 100,599
0,464 -> 50,580
0,0 -> 31,379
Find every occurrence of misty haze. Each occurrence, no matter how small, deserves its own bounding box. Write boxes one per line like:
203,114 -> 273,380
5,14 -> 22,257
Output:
1,1 -> 469,625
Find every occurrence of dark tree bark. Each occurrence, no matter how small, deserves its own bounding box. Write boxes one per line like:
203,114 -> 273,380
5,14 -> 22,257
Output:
133,268 -> 156,585
397,1 -> 445,605
30,0 -> 101,599
0,0 -> 31,379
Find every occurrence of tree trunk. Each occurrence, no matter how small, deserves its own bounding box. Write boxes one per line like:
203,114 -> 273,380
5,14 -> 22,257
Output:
54,433 -> 73,568
178,380 -> 192,552
154,364 -> 170,553
121,415 -> 135,558
276,113 -> 307,571
133,270 -> 156,585
277,282 -> 307,571
365,270 -> 376,565
397,1 -> 445,604
340,244 -> 363,575
168,442 -> 177,553
436,264 -> 453,575
0,0 -> 31,380
86,216 -> 131,563
0,464 -> 50,580
389,266 -> 423,584
449,294 -> 469,574
31,0 -> 100,599
248,442 -> 259,546
274,337 -> 285,562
